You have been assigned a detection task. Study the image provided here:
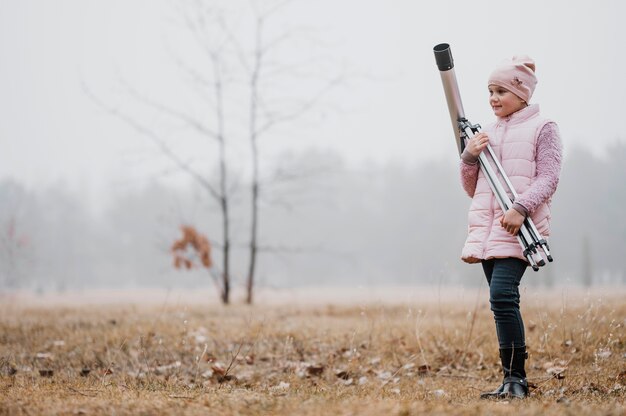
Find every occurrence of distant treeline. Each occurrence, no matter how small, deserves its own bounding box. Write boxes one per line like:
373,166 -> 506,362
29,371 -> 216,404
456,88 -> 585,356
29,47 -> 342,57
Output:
1,143 -> 625,291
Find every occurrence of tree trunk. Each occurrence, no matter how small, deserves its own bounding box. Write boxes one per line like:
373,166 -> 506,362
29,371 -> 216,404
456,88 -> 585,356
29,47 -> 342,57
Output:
581,234 -> 592,287
215,60 -> 231,305
221,194 -> 230,304
246,181 -> 258,304
246,18 -> 262,305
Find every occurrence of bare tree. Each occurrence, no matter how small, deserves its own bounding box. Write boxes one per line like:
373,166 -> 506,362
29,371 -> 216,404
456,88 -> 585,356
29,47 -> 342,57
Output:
239,1 -> 343,303
168,0 -> 343,304
85,0 -> 342,303
84,4 -> 238,303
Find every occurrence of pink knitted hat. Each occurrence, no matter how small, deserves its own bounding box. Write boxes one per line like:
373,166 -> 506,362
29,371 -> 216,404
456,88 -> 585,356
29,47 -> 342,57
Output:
488,56 -> 537,103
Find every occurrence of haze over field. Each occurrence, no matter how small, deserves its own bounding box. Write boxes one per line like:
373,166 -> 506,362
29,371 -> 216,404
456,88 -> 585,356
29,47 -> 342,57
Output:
1,1 -> 625,294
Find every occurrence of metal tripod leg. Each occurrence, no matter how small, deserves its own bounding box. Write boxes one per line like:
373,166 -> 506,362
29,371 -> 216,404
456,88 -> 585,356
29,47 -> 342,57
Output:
476,150 -> 543,270
484,145 -> 553,262
478,152 -> 542,270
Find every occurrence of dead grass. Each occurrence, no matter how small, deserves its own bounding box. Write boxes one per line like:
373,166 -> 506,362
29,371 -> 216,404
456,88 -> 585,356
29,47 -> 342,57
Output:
1,287 -> 625,415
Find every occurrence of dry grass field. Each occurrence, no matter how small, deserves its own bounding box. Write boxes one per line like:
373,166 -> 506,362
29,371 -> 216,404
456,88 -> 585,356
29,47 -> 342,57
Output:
1,287 -> 625,415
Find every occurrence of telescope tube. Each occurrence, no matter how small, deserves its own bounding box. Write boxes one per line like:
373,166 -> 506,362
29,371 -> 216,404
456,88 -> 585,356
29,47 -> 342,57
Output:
433,43 -> 465,155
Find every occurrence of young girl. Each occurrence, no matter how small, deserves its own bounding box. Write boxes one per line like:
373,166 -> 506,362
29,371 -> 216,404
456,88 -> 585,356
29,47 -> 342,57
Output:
459,56 -> 562,399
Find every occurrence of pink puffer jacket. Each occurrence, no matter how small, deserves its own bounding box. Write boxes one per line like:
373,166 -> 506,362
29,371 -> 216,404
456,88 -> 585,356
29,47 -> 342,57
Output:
461,104 -> 552,263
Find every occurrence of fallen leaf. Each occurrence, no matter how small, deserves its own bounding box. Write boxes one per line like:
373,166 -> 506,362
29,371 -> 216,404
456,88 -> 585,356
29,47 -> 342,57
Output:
1,365 -> 17,376
376,371 -> 392,380
155,361 -> 181,374
306,365 -> 324,376
211,363 -> 226,376
418,364 -> 431,374
556,396 -> 571,406
335,370 -> 350,380
270,381 -> 290,391
546,365 -> 567,378
430,389 -> 446,397
217,374 -> 237,383
39,369 -> 54,377
36,353 -> 53,360
194,335 -> 208,344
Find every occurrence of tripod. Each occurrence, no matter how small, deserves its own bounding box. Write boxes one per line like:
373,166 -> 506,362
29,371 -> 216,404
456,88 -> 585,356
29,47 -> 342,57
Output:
433,43 -> 552,271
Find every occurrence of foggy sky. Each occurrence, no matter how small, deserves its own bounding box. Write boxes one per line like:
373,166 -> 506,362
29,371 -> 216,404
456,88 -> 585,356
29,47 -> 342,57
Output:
1,0 -> 625,212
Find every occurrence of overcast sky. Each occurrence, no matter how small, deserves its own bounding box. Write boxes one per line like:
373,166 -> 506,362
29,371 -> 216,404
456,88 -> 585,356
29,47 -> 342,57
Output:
1,0 -> 625,210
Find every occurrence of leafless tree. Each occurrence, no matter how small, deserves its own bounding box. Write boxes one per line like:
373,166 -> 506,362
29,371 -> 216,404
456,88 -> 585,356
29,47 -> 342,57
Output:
85,0 -> 343,303
167,0 -> 343,304
237,1 -> 344,303
84,3 -> 237,303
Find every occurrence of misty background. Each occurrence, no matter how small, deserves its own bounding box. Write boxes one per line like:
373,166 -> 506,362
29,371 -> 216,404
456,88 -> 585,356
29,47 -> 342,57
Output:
1,0 -> 625,295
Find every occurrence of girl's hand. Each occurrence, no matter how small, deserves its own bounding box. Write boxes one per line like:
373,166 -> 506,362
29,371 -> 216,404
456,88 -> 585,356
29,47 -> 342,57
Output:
500,208 -> 525,235
466,132 -> 490,158
466,133 -> 490,158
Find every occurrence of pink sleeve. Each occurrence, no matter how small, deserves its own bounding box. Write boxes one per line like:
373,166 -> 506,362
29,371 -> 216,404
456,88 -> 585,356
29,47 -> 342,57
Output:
515,122 -> 563,214
460,158 -> 480,197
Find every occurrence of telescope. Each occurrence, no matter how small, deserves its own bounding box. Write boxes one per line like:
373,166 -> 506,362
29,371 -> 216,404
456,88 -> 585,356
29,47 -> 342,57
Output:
433,43 -> 553,271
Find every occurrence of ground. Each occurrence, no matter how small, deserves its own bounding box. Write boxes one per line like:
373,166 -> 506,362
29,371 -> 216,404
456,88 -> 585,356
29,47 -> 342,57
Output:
1,287 -> 625,415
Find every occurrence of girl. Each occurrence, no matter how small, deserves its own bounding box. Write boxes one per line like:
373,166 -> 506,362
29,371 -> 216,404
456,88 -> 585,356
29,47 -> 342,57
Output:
459,56 -> 562,399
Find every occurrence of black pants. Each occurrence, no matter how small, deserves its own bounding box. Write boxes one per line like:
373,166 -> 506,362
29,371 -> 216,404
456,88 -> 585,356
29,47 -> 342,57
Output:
482,258 -> 528,349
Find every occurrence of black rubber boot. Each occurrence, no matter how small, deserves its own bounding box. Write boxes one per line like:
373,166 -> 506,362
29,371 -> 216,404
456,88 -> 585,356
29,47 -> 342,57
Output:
500,347 -> 528,399
480,347 -> 528,400
480,348 -> 511,399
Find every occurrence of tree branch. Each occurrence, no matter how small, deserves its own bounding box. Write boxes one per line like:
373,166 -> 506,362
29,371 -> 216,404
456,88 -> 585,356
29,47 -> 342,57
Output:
82,82 -> 221,201
256,73 -> 344,138
118,79 -> 219,140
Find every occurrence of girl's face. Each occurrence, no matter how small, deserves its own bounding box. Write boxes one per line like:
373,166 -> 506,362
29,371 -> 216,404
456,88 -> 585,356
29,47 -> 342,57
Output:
488,85 -> 527,118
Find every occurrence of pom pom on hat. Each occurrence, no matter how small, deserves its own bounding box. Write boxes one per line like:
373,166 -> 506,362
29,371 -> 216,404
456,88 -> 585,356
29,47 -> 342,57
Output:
488,56 -> 537,103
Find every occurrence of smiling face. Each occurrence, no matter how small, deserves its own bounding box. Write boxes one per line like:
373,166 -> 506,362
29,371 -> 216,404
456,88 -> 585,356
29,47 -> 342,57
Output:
488,84 -> 527,118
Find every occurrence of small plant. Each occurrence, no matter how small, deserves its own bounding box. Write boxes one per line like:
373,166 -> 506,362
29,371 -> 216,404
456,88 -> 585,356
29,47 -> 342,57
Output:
171,226 -> 212,270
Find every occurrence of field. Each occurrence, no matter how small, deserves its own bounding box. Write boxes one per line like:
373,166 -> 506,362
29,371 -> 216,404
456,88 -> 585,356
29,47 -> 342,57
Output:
1,287 -> 625,415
